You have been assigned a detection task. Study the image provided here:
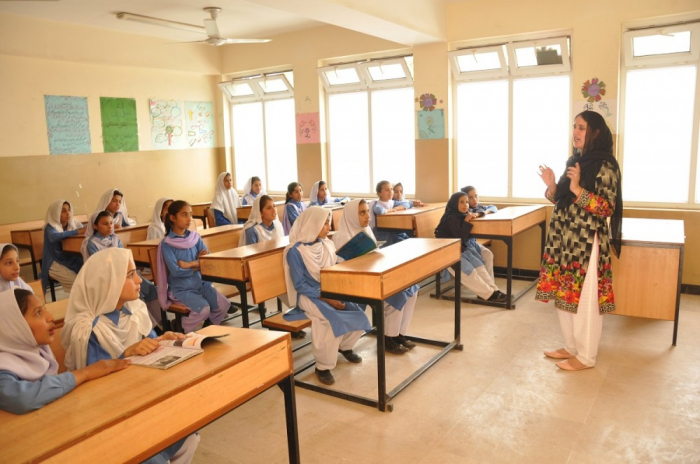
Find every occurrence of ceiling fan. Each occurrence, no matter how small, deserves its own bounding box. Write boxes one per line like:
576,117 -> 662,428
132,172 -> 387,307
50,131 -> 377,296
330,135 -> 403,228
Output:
116,7 -> 271,46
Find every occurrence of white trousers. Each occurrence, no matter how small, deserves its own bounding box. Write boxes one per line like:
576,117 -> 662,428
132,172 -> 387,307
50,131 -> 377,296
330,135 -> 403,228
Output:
448,265 -> 498,300
170,432 -> 200,464
48,261 -> 77,294
478,243 -> 495,279
383,292 -> 418,337
557,233 -> 604,367
299,295 -> 364,371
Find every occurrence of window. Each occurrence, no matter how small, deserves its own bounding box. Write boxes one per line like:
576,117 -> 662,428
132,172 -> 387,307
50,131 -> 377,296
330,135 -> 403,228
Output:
621,23 -> 700,205
220,72 -> 297,192
320,57 -> 415,195
451,38 -> 571,199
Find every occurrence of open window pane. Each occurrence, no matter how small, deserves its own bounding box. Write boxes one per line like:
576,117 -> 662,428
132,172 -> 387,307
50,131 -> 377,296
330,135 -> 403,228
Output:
371,88 -> 415,194
623,66 -> 696,203
457,51 -> 502,72
404,56 -> 414,79
456,80 -> 509,197
367,63 -> 406,81
512,75 -> 570,198
328,92 -> 370,192
515,43 -> 563,67
326,68 -> 361,86
231,82 -> 256,96
232,102 -> 265,189
264,99 -> 297,191
259,79 -> 288,93
633,31 -> 691,57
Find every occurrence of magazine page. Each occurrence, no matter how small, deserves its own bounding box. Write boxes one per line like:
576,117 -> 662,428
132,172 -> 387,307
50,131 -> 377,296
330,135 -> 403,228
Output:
159,332 -> 229,350
128,346 -> 202,369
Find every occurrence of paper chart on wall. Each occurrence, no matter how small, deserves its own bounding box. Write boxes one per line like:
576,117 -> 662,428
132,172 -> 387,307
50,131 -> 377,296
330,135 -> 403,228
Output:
150,99 -> 184,149
296,112 -> 320,144
185,101 -> 215,148
44,95 -> 91,155
417,109 -> 445,139
100,97 -> 139,152
573,99 -> 617,132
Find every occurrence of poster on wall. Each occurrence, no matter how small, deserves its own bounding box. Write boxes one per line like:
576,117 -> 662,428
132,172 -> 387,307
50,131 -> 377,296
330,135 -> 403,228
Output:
149,99 -> 184,149
573,99 -> 617,132
417,109 -> 445,139
185,101 -> 215,148
100,97 -> 139,152
44,95 -> 91,155
296,112 -> 320,144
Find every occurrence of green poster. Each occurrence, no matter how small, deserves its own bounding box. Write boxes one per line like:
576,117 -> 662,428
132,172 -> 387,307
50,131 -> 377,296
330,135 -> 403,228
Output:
100,97 -> 139,152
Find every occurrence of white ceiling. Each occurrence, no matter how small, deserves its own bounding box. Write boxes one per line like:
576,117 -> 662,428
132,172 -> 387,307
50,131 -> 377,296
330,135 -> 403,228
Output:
0,0 -> 324,42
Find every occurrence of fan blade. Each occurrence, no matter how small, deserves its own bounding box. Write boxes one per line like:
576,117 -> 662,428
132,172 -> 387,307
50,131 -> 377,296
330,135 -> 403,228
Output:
166,40 -> 209,44
223,38 -> 272,44
203,18 -> 220,38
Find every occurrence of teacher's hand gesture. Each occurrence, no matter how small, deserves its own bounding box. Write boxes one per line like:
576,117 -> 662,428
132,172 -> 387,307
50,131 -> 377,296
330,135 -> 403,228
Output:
567,162 -> 583,196
538,164 -> 556,191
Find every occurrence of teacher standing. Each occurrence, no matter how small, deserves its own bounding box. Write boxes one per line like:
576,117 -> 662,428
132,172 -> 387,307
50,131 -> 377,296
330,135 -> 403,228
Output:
536,110 -> 623,371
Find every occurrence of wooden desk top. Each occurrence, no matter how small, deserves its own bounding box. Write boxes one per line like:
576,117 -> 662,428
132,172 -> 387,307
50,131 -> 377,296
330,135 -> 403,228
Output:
375,203 -> 446,231
321,238 -> 460,300
620,218 -> 685,246
63,223 -> 150,253
190,202 -> 211,216
200,236 -> 290,281
469,205 -> 546,237
237,200 -> 285,221
0,326 -> 291,464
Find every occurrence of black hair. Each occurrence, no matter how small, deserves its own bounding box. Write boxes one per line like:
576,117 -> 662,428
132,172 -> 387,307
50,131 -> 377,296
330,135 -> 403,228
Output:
285,182 -> 302,204
375,180 -> 390,194
1,244 -> 18,259
13,289 -> 35,315
461,186 -> 476,195
574,110 -> 613,155
358,199 -> 367,206
259,194 -> 274,213
93,210 -> 114,226
164,200 -> 190,235
113,190 -> 124,198
251,176 -> 261,184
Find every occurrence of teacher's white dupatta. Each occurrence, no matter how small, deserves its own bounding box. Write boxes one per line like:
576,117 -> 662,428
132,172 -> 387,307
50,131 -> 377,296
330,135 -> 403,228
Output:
61,248 -> 152,370
211,172 -> 240,224
238,195 -> 284,246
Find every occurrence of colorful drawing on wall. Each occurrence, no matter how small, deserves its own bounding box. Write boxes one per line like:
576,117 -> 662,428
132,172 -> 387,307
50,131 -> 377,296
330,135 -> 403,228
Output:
149,99 -> 184,149
100,97 -> 139,152
573,98 -> 617,132
296,112 -> 320,144
418,109 -> 445,139
416,93 -> 442,111
581,78 -> 606,102
44,95 -> 91,155
185,101 -> 215,148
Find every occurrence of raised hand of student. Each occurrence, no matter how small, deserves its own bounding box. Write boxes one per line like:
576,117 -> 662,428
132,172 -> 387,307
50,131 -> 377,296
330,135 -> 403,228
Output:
156,331 -> 187,341
123,338 -> 160,357
567,162 -> 583,196
321,298 -> 346,310
73,359 -> 130,386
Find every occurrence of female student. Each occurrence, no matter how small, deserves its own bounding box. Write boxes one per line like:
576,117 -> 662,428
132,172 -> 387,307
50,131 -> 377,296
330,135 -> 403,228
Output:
392,182 -> 405,201
157,201 -> 231,333
460,185 -> 498,286
147,197 -> 173,240
239,195 -> 284,246
333,199 -> 417,354
308,180 -> 349,206
94,188 -> 135,229
211,172 -> 239,226
282,182 -> 306,235
537,110 -> 622,371
0,289 -> 129,415
283,207 -> 370,385
41,200 -> 85,295
60,248 -> 199,462
241,176 -> 265,206
435,192 -> 507,303
0,244 -> 32,293
370,180 -> 422,246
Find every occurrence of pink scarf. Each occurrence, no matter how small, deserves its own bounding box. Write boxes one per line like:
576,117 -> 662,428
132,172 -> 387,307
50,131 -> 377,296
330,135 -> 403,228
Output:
156,230 -> 201,309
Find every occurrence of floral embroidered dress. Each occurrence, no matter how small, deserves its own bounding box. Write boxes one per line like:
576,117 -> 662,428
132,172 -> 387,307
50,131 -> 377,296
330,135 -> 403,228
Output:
535,160 -> 620,314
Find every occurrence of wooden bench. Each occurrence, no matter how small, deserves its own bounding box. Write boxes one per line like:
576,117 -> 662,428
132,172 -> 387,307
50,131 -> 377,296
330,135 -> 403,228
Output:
190,202 -> 211,228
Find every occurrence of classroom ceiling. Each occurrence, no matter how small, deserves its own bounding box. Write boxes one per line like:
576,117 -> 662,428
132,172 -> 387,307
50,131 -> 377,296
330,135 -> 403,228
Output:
0,0 -> 323,43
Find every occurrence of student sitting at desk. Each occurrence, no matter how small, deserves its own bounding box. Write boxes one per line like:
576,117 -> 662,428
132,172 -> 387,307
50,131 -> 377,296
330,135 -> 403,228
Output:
41,200 -> 85,295
157,201 -> 232,333
60,248 -> 199,462
0,289 -> 129,415
461,185 -> 497,282
435,192 -> 506,302
241,176 -> 265,206
392,182 -> 405,201
147,197 -> 173,240
283,207 -> 371,385
95,188 -> 135,229
282,182 -> 306,235
211,172 -> 239,226
0,244 -> 32,293
333,199 -> 418,354
370,180 -> 422,247
239,195 -> 284,246
308,180 -> 349,207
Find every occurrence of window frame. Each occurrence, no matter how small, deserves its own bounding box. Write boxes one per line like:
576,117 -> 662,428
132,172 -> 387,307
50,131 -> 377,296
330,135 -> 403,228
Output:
448,46 -> 509,81
506,36 -> 571,76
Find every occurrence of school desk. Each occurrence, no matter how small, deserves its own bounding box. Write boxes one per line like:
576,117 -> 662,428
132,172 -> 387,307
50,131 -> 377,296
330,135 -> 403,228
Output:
199,236 -> 290,328
236,200 -> 286,222
374,202 -> 446,238
433,205 -> 547,310
316,238 -> 462,412
190,202 -> 211,228
61,223 -> 150,254
610,218 -> 685,345
0,326 -> 300,464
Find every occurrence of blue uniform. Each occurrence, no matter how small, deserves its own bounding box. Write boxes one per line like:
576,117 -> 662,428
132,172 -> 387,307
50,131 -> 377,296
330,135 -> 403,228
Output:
244,222 -> 277,245
86,307 -> 157,365
372,200 -> 414,246
41,226 -> 83,291
0,370 -> 75,415
213,208 -> 233,226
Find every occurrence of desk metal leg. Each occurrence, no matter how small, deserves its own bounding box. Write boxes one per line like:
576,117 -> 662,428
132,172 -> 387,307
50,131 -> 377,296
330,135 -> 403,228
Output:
280,374 -> 301,464
454,260 -> 461,343
373,300 -> 388,412
233,281 -> 250,328
505,237 -> 514,309
673,245 -> 685,346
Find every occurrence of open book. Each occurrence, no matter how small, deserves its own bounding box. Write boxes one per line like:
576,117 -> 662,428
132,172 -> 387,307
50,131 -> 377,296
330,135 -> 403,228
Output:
336,231 -> 377,261
128,332 -> 229,370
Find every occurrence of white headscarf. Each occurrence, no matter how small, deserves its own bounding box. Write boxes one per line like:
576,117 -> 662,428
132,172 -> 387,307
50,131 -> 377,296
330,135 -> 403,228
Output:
211,172 -> 239,224
61,248 -> 152,370
94,188 -> 136,226
44,199 -> 83,233
0,289 -> 58,381
332,199 -> 378,250
79,212 -> 121,262
393,183 -> 405,201
0,244 -> 33,293
282,207 -> 334,306
308,180 -> 335,206
242,177 -> 266,205
147,197 -> 172,240
239,195 -> 284,246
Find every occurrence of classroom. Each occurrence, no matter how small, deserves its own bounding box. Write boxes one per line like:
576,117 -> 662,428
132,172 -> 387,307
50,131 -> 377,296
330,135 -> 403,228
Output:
1,0 -> 699,462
